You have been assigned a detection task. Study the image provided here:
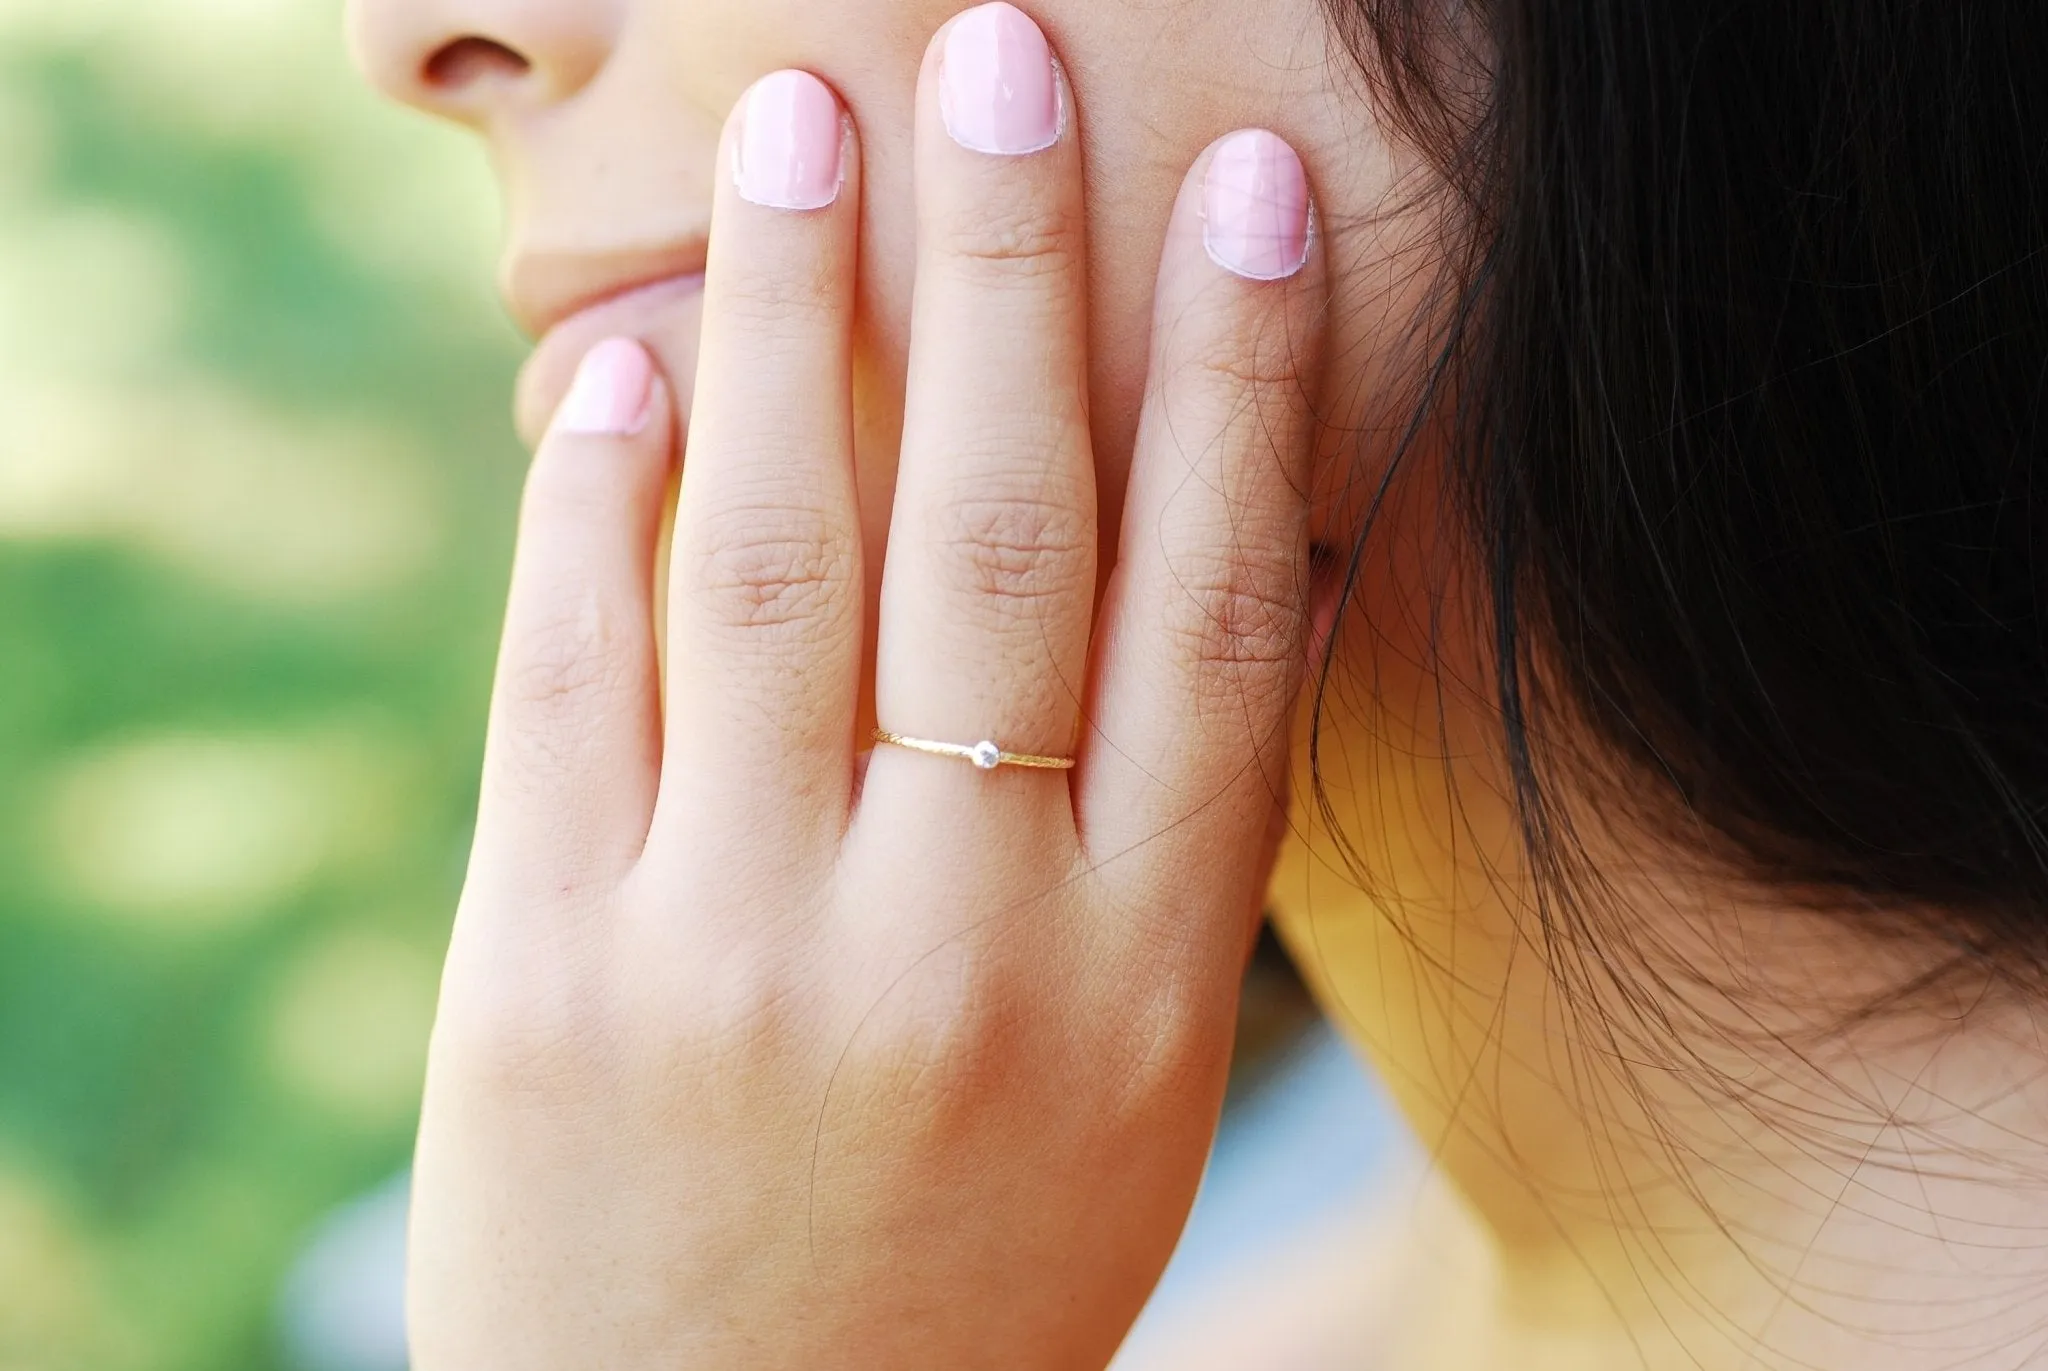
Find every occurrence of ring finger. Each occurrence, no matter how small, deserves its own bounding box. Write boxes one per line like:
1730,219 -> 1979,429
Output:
869,3 -> 1096,821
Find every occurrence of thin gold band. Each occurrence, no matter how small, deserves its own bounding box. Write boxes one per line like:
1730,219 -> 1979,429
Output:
872,728 -> 1076,772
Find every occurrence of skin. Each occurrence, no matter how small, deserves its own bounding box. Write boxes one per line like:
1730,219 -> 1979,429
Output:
348,1 -> 2048,1366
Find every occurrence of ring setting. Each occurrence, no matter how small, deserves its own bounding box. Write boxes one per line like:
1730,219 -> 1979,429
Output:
872,728 -> 1076,772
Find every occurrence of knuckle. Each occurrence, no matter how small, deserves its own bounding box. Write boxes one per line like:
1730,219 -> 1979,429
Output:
1104,978 -> 1226,1113
932,197 -> 1083,284
926,490 -> 1092,613
1162,549 -> 1307,708
434,935 -> 621,1102
494,596 -> 639,781
849,956 -> 1029,1132
688,501 -> 856,639
717,254 -> 841,333
621,946 -> 807,1094
505,595 -> 631,708
1188,336 -> 1307,395
1171,295 -> 1307,393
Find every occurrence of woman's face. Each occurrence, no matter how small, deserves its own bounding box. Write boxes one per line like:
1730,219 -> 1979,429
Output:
346,0 -> 1410,538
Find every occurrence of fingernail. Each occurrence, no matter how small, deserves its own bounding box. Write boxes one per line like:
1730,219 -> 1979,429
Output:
556,338 -> 655,436
1203,130 -> 1312,282
735,70 -> 846,211
941,3 -> 1061,156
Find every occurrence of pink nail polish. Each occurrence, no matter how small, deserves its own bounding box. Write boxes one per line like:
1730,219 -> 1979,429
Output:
941,3 -> 1061,157
1203,131 -> 1312,282
556,338 -> 655,436
735,70 -> 846,211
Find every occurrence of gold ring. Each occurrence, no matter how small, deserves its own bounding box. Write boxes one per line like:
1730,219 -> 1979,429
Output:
872,728 -> 1076,772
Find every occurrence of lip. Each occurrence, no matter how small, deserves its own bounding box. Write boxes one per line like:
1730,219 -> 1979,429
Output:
503,240 -> 711,340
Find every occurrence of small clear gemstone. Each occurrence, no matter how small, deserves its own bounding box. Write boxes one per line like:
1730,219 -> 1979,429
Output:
971,740 -> 1003,770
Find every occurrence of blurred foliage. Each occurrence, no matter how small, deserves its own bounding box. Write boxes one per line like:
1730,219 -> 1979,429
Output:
0,2 -> 524,1366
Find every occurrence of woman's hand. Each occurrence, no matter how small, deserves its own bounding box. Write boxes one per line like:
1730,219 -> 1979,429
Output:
408,6 -> 1325,1367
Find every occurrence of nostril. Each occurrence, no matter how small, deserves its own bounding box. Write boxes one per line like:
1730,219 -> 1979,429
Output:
422,36 -> 532,92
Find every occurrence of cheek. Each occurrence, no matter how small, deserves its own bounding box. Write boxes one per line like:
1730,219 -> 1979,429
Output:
1081,220 -> 1168,527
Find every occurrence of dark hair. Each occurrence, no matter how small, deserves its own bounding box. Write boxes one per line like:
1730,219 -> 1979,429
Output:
1317,0 -> 2048,992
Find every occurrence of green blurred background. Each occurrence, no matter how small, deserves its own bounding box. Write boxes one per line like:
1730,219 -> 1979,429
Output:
0,2 -> 520,1365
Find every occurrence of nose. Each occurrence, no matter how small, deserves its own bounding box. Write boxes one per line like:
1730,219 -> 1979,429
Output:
346,0 -> 621,124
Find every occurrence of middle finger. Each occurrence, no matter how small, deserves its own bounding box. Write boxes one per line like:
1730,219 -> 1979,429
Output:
870,3 -> 1096,817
